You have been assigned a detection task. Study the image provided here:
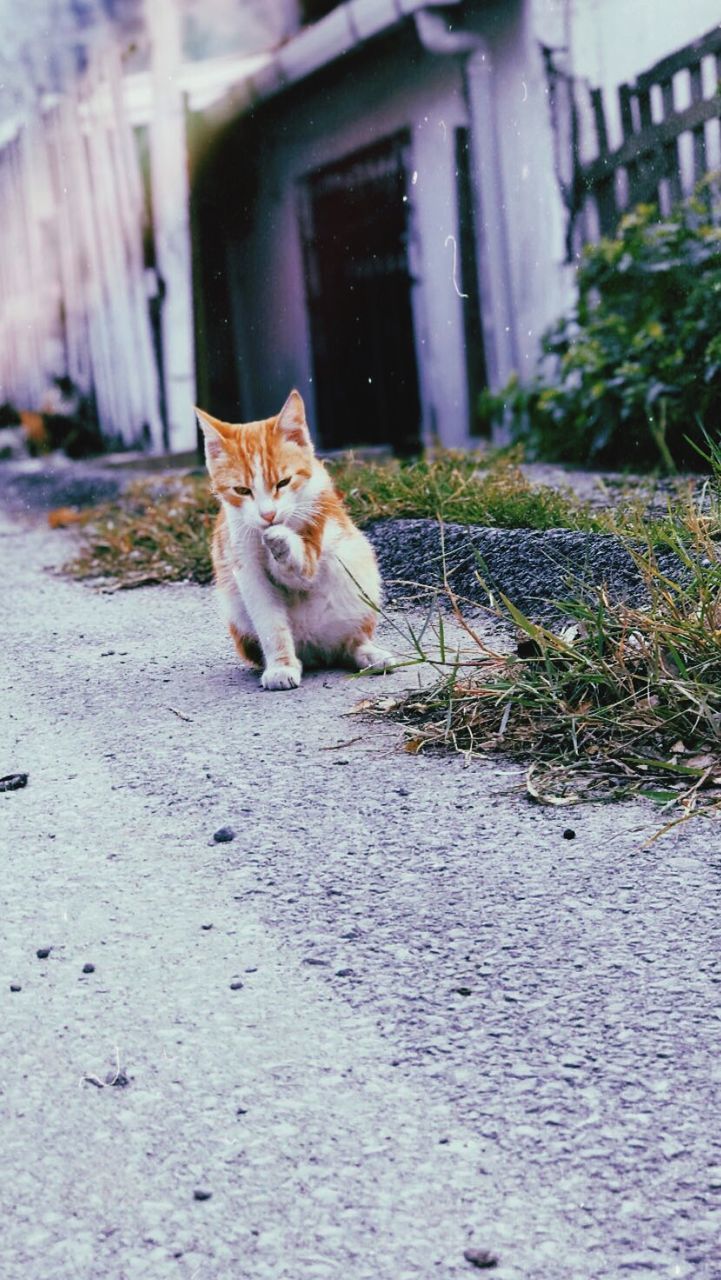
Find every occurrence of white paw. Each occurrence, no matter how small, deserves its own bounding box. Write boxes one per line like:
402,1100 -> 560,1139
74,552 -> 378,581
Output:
263,525 -> 294,563
354,644 -> 394,673
260,661 -> 302,691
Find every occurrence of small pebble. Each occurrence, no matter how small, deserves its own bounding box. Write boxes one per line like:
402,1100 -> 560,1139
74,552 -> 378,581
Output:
464,1247 -> 498,1269
454,987 -> 473,996
236,1107 -> 248,1115
201,923 -> 213,931
335,968 -> 354,977
212,826 -> 235,843
10,983 -> 21,992
82,963 -> 96,974
0,772 -> 28,792
193,1189 -> 212,1201
396,786 -> 410,796
229,980 -> 244,990
36,947 -> 51,959
303,957 -> 329,966
105,1068 -> 130,1087
563,828 -> 576,840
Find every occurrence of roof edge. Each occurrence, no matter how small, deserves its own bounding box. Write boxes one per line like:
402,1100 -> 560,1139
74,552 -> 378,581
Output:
222,0 -> 463,116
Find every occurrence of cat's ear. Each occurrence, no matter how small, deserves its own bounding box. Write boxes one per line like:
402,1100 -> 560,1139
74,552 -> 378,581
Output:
276,390 -> 311,447
195,407 -> 231,467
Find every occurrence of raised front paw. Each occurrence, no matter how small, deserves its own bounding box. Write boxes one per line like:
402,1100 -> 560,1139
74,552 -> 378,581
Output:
260,660 -> 302,691
263,525 -> 294,564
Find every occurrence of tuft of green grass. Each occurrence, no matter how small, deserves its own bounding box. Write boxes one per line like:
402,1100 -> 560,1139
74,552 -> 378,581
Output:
64,451 -> 607,589
372,473 -> 721,835
328,450 -> 606,532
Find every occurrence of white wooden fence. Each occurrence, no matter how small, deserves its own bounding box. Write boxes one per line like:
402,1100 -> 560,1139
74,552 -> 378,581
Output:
0,47 -> 164,449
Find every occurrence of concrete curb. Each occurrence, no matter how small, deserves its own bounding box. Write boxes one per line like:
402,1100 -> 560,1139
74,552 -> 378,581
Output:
0,461 -> 684,623
366,518 -> 683,621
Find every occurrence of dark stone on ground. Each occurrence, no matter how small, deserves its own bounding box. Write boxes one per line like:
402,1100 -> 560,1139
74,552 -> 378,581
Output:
82,963 -> 96,974
229,979 -> 244,990
366,519 -> 684,623
193,1189 -> 212,1201
212,826 -> 235,843
105,1068 -> 130,1087
0,772 -> 28,792
10,984 -> 21,992
463,1247 -> 499,1269
36,947 -> 51,959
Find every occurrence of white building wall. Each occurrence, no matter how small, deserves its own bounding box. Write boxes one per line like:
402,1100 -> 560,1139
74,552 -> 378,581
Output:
467,0 -> 573,388
228,41 -> 477,447
224,0 -> 721,449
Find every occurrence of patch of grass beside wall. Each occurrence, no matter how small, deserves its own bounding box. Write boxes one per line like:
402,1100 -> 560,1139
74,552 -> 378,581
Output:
63,452 -> 606,589
329,452 -> 605,532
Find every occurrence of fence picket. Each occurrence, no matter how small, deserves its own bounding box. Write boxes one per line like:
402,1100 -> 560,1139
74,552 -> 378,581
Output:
0,46 -> 165,449
576,24 -> 721,244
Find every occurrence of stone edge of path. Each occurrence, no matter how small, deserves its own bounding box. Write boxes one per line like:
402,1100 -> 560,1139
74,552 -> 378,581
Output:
0,460 -> 683,623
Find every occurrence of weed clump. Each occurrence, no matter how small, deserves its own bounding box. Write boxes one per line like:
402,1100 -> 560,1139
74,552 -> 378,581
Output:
482,186 -> 721,471
67,475 -> 217,588
377,475 -> 721,831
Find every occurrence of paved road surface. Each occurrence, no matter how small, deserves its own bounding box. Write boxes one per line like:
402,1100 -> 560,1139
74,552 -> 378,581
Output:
1,509 -> 720,1280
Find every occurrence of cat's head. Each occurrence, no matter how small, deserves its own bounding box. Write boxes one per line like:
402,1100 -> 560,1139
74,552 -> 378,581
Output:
196,390 -> 327,530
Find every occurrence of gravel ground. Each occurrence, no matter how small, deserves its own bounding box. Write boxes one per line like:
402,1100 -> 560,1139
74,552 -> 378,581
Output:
2,505 -> 721,1280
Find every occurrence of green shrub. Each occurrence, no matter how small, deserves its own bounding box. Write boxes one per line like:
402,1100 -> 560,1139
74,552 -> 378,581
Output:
483,188 -> 721,470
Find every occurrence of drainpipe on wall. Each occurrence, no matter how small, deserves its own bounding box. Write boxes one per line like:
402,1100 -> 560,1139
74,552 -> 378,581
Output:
413,8 -> 519,392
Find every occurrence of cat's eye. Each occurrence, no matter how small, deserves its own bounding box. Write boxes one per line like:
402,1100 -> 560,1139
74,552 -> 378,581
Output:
233,485 -> 252,496
276,477 -> 291,490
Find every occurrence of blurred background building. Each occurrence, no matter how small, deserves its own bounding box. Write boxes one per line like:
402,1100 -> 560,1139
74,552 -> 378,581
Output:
1,0 -> 721,455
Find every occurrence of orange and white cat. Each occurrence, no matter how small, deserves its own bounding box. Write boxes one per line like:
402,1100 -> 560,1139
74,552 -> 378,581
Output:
196,390 -> 392,690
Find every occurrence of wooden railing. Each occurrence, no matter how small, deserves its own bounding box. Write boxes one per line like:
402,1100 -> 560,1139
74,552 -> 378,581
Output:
0,48 -> 163,447
573,25 -> 721,248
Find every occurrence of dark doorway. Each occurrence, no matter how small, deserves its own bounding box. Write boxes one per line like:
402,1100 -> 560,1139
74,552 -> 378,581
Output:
455,128 -> 488,436
300,133 -> 422,454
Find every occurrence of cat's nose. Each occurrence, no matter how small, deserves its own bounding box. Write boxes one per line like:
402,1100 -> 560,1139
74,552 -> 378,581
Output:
260,510 -> 276,524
